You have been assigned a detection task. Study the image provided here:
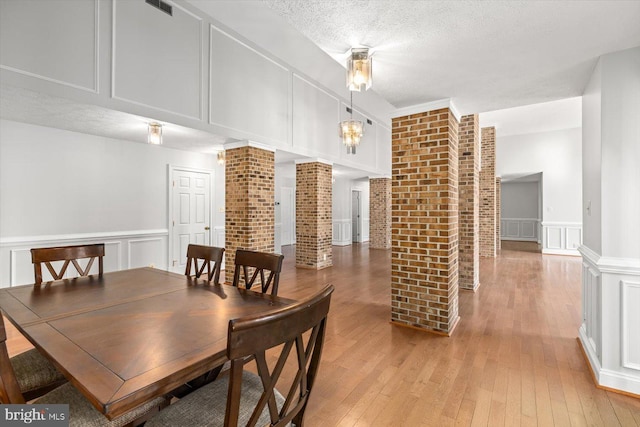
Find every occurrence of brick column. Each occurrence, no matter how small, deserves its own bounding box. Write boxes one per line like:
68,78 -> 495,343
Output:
480,127 -> 496,258
458,114 -> 480,291
225,142 -> 275,283
496,177 -> 502,251
369,177 -> 391,249
295,160 -> 332,269
391,107 -> 459,335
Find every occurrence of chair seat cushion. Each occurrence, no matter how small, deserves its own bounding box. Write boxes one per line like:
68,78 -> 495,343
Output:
146,371 -> 287,427
35,383 -> 167,427
10,348 -> 66,393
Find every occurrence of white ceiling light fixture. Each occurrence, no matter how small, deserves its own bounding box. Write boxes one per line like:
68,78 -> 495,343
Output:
346,47 -> 372,92
148,123 -> 162,145
338,92 -> 364,155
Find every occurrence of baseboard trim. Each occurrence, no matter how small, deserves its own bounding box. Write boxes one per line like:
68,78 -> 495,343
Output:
577,336 -> 640,398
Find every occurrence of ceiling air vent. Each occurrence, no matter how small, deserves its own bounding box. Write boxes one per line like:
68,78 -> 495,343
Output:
146,0 -> 173,16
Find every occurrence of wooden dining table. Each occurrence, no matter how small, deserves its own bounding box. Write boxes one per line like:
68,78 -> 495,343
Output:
0,267 -> 295,420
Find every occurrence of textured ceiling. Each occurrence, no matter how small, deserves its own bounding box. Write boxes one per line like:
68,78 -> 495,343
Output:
263,0 -> 640,114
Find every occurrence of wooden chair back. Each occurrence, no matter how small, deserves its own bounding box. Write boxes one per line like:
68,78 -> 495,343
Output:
232,249 -> 284,296
224,284 -> 333,427
0,315 -> 26,404
31,244 -> 105,286
185,244 -> 225,284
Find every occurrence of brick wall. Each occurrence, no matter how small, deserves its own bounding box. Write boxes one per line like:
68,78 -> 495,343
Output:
480,127 -> 496,258
370,178 -> 391,249
391,108 -> 459,335
458,114 -> 480,291
496,177 -> 502,251
295,161 -> 332,269
225,145 -> 274,283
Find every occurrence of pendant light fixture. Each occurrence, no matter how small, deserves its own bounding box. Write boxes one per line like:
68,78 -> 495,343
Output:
339,47 -> 372,154
346,47 -> 372,92
148,123 -> 162,145
338,92 -> 364,155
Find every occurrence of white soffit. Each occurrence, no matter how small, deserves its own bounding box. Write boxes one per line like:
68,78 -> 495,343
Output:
480,97 -> 582,137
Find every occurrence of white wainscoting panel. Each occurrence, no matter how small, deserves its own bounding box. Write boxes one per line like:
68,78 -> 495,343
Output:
0,230 -> 168,288
578,245 -> 640,396
128,238 -> 165,269
500,218 -> 539,241
332,220 -> 352,246
213,226 -> 226,269
622,280 -> 640,371
362,218 -> 370,243
582,263 -> 601,358
542,222 -> 582,256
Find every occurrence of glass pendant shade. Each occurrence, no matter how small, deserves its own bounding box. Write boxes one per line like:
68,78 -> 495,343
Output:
346,48 -> 372,92
339,119 -> 364,154
148,123 -> 162,145
217,151 -> 225,165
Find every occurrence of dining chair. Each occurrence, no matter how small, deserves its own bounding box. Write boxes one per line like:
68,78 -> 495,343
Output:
146,284 -> 334,427
31,243 -> 105,286
232,249 -> 284,296
185,244 -> 225,284
0,315 -> 169,426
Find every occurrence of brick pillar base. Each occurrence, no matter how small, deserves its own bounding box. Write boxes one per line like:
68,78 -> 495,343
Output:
295,160 -> 332,269
225,143 -> 275,283
458,114 -> 480,291
370,177 -> 391,249
391,108 -> 460,335
480,127 -> 496,258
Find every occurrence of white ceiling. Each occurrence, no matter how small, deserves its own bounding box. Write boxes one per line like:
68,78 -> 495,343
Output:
261,0 -> 640,114
2,1 -> 638,171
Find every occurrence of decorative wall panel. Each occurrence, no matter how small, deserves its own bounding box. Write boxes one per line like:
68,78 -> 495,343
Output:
113,0 -> 202,118
0,0 -> 98,92
210,25 -> 289,144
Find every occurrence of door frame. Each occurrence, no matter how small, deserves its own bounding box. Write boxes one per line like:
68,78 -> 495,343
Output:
167,165 -> 215,272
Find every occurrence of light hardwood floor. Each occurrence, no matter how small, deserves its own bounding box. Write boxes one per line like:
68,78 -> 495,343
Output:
5,244 -> 640,426
267,244 -> 639,426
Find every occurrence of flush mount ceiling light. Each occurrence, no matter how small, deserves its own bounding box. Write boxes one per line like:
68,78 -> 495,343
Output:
338,92 -> 364,155
346,47 -> 372,92
217,151 -> 225,165
148,123 -> 162,145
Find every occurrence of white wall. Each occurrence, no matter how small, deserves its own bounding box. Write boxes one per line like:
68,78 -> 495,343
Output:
501,181 -> 540,242
496,127 -> 582,254
501,181 -> 539,219
582,60 -> 602,254
331,177 -> 369,245
600,47 -> 640,260
579,46 -> 640,397
0,119 -> 220,287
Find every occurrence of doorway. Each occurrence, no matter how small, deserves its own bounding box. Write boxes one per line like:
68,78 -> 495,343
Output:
352,190 -> 362,243
168,166 -> 213,273
281,187 -> 295,246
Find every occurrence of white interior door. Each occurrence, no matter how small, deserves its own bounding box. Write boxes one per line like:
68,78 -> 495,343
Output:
171,169 -> 211,273
281,187 -> 294,246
